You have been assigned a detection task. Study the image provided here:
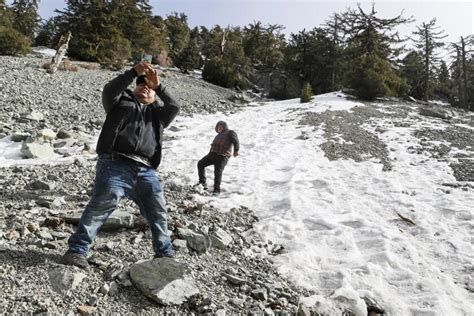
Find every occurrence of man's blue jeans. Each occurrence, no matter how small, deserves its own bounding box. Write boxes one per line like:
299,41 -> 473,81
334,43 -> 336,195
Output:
68,154 -> 173,256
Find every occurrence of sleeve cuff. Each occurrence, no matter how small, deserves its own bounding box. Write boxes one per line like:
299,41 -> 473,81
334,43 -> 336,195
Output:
130,68 -> 139,77
155,84 -> 165,94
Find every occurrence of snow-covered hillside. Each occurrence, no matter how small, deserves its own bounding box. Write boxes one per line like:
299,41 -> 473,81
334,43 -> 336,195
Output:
161,92 -> 473,315
1,55 -> 472,314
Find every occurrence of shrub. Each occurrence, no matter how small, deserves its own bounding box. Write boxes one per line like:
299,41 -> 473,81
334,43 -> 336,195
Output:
300,82 -> 313,103
97,34 -> 132,70
0,26 -> 31,55
347,54 -> 402,100
202,58 -> 236,88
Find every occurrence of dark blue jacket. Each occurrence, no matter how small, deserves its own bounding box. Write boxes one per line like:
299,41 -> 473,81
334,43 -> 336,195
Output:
96,68 -> 180,168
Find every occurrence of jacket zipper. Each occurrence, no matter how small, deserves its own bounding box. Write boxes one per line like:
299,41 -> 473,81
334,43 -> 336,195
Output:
133,105 -> 145,152
111,118 -> 127,149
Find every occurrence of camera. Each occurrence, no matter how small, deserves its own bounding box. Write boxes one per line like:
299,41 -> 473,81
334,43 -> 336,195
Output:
141,54 -> 152,63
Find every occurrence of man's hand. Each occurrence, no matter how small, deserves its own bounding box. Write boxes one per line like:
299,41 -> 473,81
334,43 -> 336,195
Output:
145,68 -> 160,90
233,151 -> 239,157
133,62 -> 149,76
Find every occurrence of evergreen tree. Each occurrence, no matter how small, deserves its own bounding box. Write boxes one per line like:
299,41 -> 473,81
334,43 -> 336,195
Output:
0,0 -> 31,55
165,12 -> 190,63
339,4 -> 413,100
110,0 -> 163,61
174,35 -> 202,73
34,16 -> 61,47
202,57 -> 236,88
242,21 -> 286,70
322,13 -> 346,91
285,27 -> 338,94
202,27 -> 251,89
10,0 -> 40,40
399,50 -> 425,99
201,25 -> 225,59
0,0 -> 14,28
54,1 -> 131,64
0,25 -> 31,55
412,18 -> 447,101
434,60 -> 451,99
450,36 -> 474,110
149,15 -> 171,61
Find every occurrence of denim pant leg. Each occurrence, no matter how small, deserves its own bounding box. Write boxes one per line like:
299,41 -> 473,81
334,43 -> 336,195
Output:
134,166 -> 173,256
68,156 -> 133,255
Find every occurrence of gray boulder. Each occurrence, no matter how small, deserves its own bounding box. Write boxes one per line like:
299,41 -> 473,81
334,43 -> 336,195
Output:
129,258 -> 199,305
420,106 -> 453,120
21,141 -> 56,159
177,227 -> 211,254
210,227 -> 233,249
48,267 -> 86,295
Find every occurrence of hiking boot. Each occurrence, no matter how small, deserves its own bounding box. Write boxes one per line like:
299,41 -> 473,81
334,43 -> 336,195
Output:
61,250 -> 90,270
212,191 -> 220,197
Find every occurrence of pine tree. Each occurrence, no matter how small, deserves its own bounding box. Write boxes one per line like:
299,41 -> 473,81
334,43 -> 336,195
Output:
165,12 -> 190,64
52,1 -> 131,65
285,27 -> 339,94
110,0 -> 163,61
412,18 -> 447,101
0,0 -> 31,55
339,4 -> 413,100
434,60 -> 451,100
0,0 -> 14,28
201,25 -> 225,59
323,13 -> 345,91
175,35 -> 202,73
242,22 -> 286,70
10,0 -> 40,40
202,26 -> 251,89
34,16 -> 60,47
399,50 -> 425,99
450,36 -> 474,110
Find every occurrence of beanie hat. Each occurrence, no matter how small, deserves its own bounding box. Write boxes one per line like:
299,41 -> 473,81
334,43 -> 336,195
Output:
136,75 -> 148,86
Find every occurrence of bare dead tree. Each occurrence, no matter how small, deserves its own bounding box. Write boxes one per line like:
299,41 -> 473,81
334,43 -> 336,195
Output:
48,31 -> 72,74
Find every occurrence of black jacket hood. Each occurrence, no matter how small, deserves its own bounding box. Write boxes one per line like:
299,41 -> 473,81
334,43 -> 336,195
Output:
215,121 -> 228,132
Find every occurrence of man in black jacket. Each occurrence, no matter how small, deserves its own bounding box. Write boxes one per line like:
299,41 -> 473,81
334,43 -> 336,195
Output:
62,62 -> 179,269
197,121 -> 239,196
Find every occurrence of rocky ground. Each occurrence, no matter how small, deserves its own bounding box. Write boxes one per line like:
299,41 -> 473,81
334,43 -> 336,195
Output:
0,55 -> 317,315
0,54 -> 472,315
298,99 -> 473,183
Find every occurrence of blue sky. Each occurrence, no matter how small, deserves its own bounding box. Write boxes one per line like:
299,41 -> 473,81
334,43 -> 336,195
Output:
11,0 -> 474,43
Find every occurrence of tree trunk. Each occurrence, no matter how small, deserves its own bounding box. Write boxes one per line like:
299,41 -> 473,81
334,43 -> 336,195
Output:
455,46 -> 466,109
423,28 -> 430,102
48,32 -> 72,74
461,37 -> 469,110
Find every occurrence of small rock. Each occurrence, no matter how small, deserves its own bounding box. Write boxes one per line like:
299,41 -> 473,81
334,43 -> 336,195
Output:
223,273 -> 247,286
31,180 -> 56,191
24,111 -> 44,121
251,288 -> 268,301
77,305 -> 96,316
